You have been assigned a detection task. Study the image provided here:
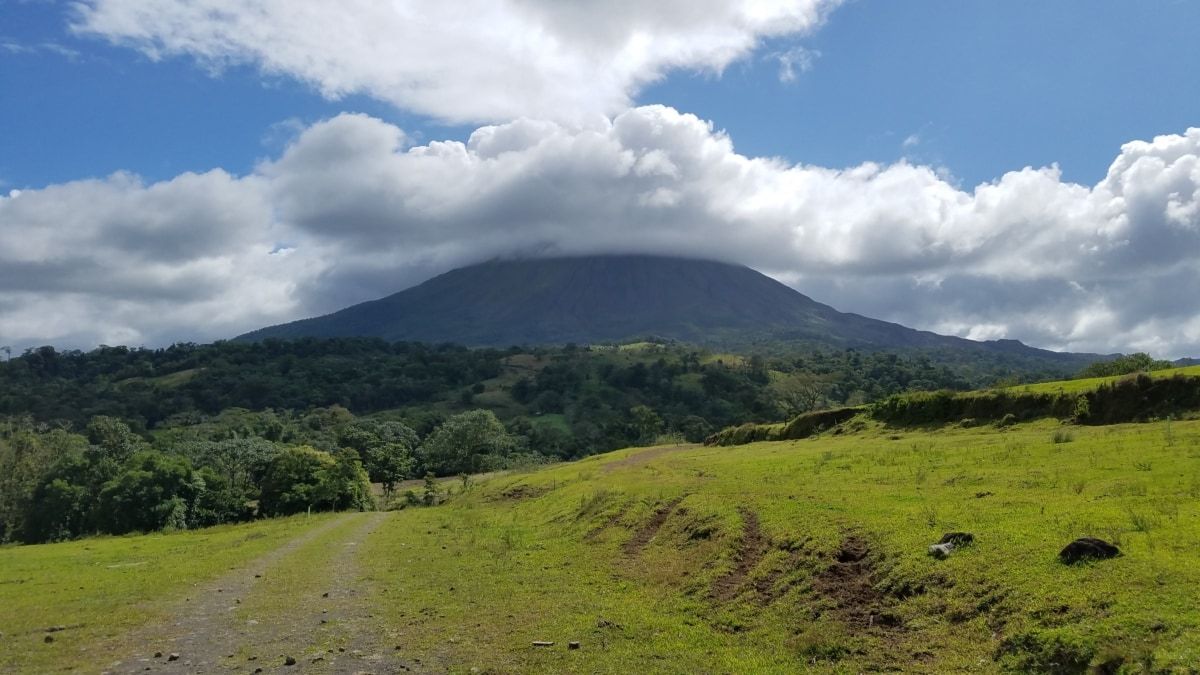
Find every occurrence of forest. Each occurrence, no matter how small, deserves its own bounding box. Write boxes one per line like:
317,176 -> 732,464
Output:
0,337 -> 1092,544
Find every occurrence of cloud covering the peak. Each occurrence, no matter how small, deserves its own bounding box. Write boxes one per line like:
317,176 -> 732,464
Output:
2,107 -> 1199,356
72,0 -> 837,124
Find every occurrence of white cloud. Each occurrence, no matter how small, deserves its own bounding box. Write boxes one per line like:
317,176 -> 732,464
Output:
2,109 -> 1199,357
774,46 -> 820,83
72,0 -> 839,124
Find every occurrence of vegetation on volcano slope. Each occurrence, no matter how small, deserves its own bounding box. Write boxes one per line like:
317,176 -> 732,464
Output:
6,416 -> 1198,673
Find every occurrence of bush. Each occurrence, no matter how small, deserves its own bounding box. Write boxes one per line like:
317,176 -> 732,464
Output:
259,446 -> 373,516
96,451 -> 205,535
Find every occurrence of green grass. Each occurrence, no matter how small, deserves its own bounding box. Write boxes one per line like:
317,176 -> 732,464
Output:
361,418 -> 1200,672
0,513 -> 337,672
1010,365 -> 1200,395
8,418 -> 1200,672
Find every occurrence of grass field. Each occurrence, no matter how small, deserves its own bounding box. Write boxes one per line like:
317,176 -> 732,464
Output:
0,513 -> 339,672
3,417 -> 1199,672
1007,365 -> 1200,395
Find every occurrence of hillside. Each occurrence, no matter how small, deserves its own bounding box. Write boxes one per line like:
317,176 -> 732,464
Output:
237,255 -> 1104,371
5,416 -> 1197,673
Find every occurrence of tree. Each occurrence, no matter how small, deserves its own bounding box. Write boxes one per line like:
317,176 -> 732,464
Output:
318,448 -> 374,512
771,375 -> 827,418
258,446 -> 336,516
258,446 -> 373,516
629,405 -> 663,444
0,425 -> 86,542
96,451 -> 205,534
86,416 -> 148,464
420,410 -> 514,476
337,420 -> 418,496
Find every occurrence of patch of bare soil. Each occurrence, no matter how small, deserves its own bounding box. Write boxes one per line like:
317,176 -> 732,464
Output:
811,534 -> 903,633
622,495 -> 687,555
710,508 -> 769,602
494,483 -> 552,501
602,444 -> 696,473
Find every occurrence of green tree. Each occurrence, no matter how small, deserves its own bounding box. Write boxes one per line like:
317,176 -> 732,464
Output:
96,451 -> 205,534
318,448 -> 374,512
85,416 -> 147,464
258,446 -> 336,516
420,410 -> 514,476
259,446 -> 373,516
629,405 -> 663,444
0,425 -> 86,542
337,420 -> 418,496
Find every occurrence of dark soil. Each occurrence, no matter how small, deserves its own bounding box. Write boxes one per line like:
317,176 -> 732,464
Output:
710,508 -> 769,602
812,534 -> 902,632
622,496 -> 687,555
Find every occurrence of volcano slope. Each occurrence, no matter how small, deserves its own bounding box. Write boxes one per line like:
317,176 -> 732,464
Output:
4,418 -> 1199,672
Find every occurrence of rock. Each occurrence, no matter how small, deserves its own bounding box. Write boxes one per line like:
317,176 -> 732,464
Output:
254,669 -> 263,674
928,542 -> 955,559
322,592 -> 329,598
532,641 -> 554,647
939,532 -> 974,547
167,653 -> 180,662
568,641 -> 581,650
154,652 -> 162,658
43,635 -> 54,644
929,532 -> 974,558
46,625 -> 66,633
1059,537 -> 1120,564
284,655 -> 297,666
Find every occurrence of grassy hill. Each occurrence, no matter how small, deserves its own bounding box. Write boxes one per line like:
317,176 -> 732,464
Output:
5,414 -> 1197,672
237,255 -> 1106,374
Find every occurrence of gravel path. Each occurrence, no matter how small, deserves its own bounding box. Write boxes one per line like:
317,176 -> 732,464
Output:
99,512 -> 389,674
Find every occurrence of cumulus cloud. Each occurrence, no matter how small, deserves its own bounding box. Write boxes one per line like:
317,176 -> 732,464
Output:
71,0 -> 837,124
2,108 -> 1199,356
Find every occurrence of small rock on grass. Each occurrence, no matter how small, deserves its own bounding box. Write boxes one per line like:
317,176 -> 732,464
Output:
167,653 -> 180,662
568,641 -> 581,650
1059,537 -> 1120,564
43,635 -> 54,644
532,641 -> 554,647
284,655 -> 297,666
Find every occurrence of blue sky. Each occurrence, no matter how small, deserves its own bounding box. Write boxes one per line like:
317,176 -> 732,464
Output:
2,1 -> 1200,356
5,1 -> 1197,190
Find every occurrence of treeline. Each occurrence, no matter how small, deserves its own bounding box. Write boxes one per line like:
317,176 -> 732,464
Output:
1077,352 -> 1174,378
875,372 -> 1200,427
0,339 -> 1016,459
0,408 -> 529,544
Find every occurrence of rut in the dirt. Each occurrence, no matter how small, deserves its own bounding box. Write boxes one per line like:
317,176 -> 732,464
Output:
812,534 -> 902,631
622,495 -> 687,555
710,507 -> 769,602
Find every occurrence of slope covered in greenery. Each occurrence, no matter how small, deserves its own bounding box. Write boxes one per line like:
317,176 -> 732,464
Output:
5,416 -> 1197,673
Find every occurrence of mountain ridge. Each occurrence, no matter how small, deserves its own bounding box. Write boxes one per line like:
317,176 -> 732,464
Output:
237,254 -> 1105,368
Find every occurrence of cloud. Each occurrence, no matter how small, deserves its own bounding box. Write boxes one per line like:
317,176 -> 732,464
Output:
774,46 -> 820,83
2,109 -> 1199,357
71,0 -> 839,124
